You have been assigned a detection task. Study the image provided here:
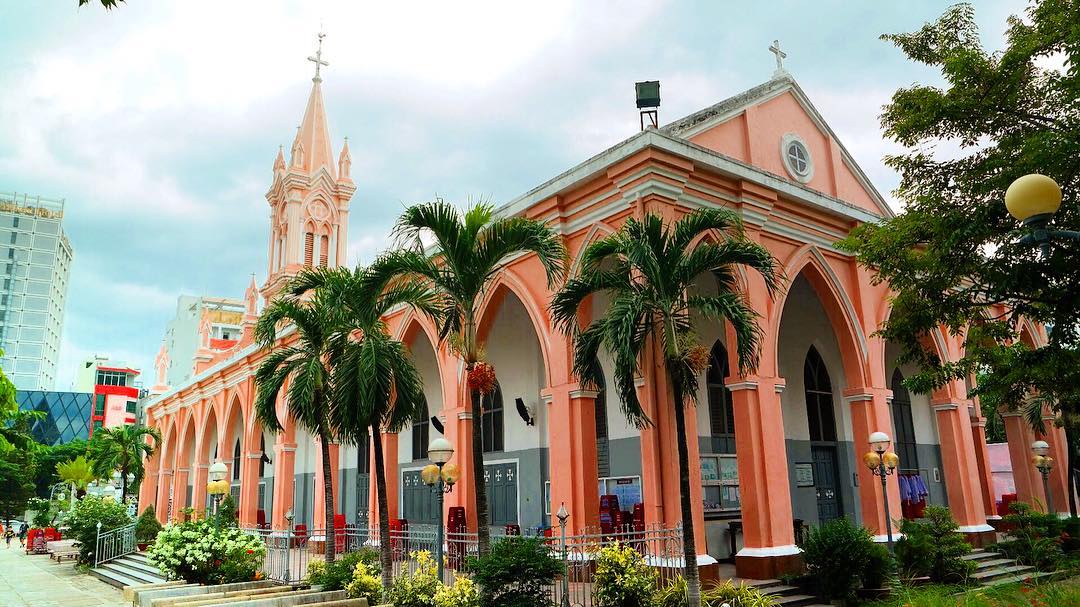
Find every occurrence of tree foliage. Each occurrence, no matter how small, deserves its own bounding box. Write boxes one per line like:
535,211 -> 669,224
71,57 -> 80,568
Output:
0,447 -> 36,523
837,0 -> 1080,510
87,425 -> 161,502
32,439 -> 88,497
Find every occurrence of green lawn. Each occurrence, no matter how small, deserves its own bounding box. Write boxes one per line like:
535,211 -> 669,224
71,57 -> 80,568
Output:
866,579 -> 1080,607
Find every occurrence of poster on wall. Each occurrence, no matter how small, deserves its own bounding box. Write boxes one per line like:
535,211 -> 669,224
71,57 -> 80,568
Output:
700,456 -> 719,483
599,476 -> 643,508
794,463 -> 815,487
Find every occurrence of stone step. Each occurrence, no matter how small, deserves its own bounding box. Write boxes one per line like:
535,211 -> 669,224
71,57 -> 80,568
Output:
974,558 -> 1016,570
135,581 -> 277,607
90,565 -> 150,589
103,561 -> 167,584
123,581 -> 191,602
970,564 -> 1035,582
205,590 -> 348,607
163,586 -> 300,607
764,585 -> 804,596
962,550 -> 999,561
772,595 -> 821,607
730,578 -> 783,591
114,556 -> 164,576
981,570 -> 1056,587
126,551 -> 151,563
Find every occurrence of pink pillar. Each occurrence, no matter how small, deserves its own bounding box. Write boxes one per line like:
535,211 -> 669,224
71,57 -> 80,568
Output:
191,463 -> 209,518
155,469 -> 173,523
844,388 -> 901,542
1002,412 -> 1040,508
379,433 -> 399,522
240,450 -> 261,526
271,438 -> 297,530
312,441 -> 340,531
729,376 -> 798,579
172,468 -> 190,520
545,385 -> 600,534
970,418 -> 1000,519
933,400 -> 994,544
139,461 -> 159,515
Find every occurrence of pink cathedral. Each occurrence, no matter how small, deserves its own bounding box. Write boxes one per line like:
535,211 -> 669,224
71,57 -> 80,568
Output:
138,44 -> 1069,579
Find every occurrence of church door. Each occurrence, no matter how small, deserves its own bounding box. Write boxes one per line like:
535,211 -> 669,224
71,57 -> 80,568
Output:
805,346 -> 843,523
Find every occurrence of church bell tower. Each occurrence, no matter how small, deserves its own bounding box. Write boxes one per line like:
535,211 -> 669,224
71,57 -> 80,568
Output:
261,31 -> 355,303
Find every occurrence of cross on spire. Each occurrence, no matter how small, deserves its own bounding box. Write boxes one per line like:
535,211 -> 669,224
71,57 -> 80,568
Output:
769,39 -> 787,76
308,31 -> 329,83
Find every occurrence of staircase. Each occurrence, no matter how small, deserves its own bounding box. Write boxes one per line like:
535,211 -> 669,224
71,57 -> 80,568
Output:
91,551 -> 168,588
964,548 -> 1055,587
736,578 -> 826,607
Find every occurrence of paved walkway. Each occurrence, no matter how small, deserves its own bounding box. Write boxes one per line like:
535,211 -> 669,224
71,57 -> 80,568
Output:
0,544 -> 126,607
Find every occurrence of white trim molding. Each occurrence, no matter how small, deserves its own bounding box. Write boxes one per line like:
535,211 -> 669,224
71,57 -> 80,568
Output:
725,381 -> 759,392
780,133 -> 814,184
932,403 -> 961,412
957,524 -> 995,534
872,533 -> 905,543
569,389 -> 599,399
735,544 -> 802,558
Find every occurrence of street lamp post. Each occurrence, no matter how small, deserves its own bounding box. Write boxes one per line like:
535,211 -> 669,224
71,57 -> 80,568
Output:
864,431 -> 900,553
556,503 -> 570,607
1031,440 -> 1056,515
422,437 -> 457,583
284,508 -> 294,584
207,461 -> 229,531
1005,173 -> 1080,255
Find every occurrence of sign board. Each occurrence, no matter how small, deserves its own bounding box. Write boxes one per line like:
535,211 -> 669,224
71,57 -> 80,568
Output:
795,463 -> 815,487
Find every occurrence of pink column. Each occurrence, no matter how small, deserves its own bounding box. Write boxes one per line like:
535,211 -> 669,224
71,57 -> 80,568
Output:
933,400 -> 994,545
545,385 -> 600,534
191,463 -> 209,518
271,439 -> 297,530
844,388 -> 901,542
1038,420 -> 1070,515
971,418 -> 1000,520
1002,412 -> 1040,508
240,450 -> 261,526
155,469 -> 173,523
729,376 -> 798,579
172,468 -> 190,520
139,461 -> 159,515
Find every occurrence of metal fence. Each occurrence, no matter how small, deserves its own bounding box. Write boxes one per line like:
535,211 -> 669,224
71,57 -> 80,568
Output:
95,521 -> 137,567
243,523 -> 685,607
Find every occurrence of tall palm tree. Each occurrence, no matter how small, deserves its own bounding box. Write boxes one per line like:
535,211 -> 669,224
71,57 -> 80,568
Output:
367,200 -> 566,555
87,425 -> 162,502
253,289 -> 342,564
288,266 -> 437,590
550,208 -> 780,607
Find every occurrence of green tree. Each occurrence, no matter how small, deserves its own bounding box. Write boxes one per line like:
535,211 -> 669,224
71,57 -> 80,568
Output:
56,455 -> 98,498
0,448 -> 36,523
289,266 -> 437,590
32,439 -> 88,498
837,1 -> 1080,515
550,208 -> 779,607
368,200 -> 566,555
0,352 -> 43,453
87,425 -> 161,503
253,288 -> 342,564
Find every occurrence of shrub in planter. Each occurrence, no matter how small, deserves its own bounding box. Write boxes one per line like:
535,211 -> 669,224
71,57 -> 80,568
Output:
147,519 -> 266,584
135,506 -> 163,548
895,505 -> 973,584
994,501 -> 1065,571
468,536 -> 562,607
861,541 -> 896,591
802,518 -> 877,605
308,548 -> 381,591
344,559 -> 383,605
702,581 -> 777,607
385,550 -> 442,607
592,541 -> 656,607
434,574 -> 481,607
64,495 -> 132,564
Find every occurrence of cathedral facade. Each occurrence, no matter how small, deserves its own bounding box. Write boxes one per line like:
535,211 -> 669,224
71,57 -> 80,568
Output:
138,56 -> 1069,579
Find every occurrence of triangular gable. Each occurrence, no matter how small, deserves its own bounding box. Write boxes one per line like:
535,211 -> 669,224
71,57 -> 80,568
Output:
663,76 -> 894,218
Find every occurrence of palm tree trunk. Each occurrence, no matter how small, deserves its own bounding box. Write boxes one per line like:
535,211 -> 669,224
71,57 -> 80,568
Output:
471,366 -> 491,556
319,429 -> 336,564
1066,423 -> 1077,518
670,373 -> 702,607
372,430 -> 393,591
121,462 -> 128,503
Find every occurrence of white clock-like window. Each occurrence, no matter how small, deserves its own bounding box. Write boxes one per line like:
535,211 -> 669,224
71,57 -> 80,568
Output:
781,134 -> 814,183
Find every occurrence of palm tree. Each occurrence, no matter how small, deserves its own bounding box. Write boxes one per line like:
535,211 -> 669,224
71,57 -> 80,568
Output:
289,266 -> 437,590
253,289 -> 342,564
57,455 -> 98,499
368,200 -> 566,555
550,208 -> 780,607
87,425 -> 161,502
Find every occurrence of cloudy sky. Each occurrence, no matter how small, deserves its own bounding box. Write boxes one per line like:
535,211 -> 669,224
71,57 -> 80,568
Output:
0,1 -> 1023,390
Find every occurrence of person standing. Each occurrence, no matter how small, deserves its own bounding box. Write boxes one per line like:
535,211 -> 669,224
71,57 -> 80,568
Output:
18,522 -> 28,548
3,524 -> 14,548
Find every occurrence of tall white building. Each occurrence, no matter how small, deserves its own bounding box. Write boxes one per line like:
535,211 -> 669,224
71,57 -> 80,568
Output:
0,192 -> 72,391
161,295 -> 245,387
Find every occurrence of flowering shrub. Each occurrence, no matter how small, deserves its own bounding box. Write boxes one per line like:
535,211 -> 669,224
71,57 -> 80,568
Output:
435,574 -> 480,607
385,550 -> 442,607
592,542 -> 656,607
345,560 -> 383,604
147,519 -> 265,585
308,549 -> 381,591
65,495 -> 132,564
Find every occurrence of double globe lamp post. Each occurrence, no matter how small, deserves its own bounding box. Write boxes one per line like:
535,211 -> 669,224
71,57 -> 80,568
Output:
207,461 -> 229,531
1031,440 -> 1056,515
421,437 -> 459,582
864,431 -> 900,553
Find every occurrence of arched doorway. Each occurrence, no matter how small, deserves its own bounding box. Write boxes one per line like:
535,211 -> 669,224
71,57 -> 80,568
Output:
805,346 -> 842,522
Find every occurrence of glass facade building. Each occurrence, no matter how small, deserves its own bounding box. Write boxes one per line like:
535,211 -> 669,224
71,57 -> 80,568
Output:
16,390 -> 91,446
0,192 -> 73,390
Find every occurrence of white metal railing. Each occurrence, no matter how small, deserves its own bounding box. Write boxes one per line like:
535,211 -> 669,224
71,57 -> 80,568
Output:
94,521 -> 137,567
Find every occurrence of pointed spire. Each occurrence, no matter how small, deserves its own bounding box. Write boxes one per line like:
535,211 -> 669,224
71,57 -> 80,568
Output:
295,80 -> 336,178
338,137 -> 352,181
244,274 -> 259,317
274,145 -> 286,176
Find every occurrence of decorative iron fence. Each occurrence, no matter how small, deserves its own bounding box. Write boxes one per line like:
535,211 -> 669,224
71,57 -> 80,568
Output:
242,523 -> 685,607
94,521 -> 137,567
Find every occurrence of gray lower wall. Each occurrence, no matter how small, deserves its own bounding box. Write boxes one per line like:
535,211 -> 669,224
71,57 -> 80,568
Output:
607,437 -> 643,479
